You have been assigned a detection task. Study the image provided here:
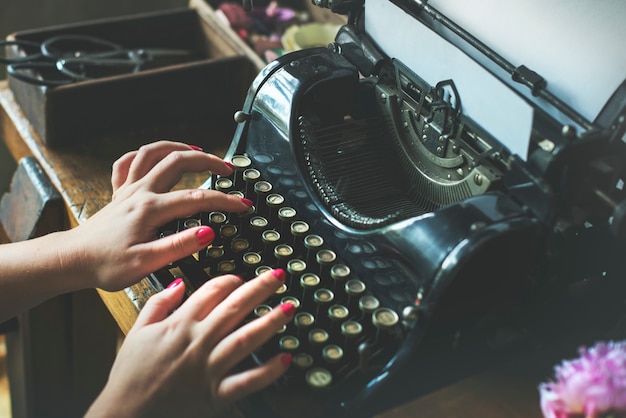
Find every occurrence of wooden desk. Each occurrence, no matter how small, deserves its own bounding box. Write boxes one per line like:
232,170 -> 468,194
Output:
0,80 -> 545,417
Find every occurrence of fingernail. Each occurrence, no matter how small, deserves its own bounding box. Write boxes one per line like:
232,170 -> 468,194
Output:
241,197 -> 254,207
197,227 -> 215,246
272,268 -> 286,282
166,278 -> 183,289
281,353 -> 293,368
225,161 -> 236,170
189,145 -> 203,151
280,302 -> 296,317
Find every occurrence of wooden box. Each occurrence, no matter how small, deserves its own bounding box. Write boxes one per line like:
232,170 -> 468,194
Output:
5,8 -> 258,150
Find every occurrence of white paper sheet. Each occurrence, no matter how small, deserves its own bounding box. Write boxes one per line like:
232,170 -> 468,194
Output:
364,0 -> 626,159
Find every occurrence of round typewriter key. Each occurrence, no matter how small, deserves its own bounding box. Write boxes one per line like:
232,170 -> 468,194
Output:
328,304 -> 349,322
274,244 -> 294,260
278,207 -> 297,223
372,308 -> 400,330
227,190 -> 245,199
313,289 -> 334,305
308,328 -> 329,345
281,296 -> 300,309
341,320 -> 363,339
207,246 -> 225,260
330,264 -> 351,283
243,252 -> 262,268
358,295 -> 380,314
316,249 -> 337,265
300,273 -> 321,289
231,238 -> 250,253
215,177 -> 233,192
255,265 -> 272,276
293,353 -> 314,370
253,180 -> 272,193
230,155 -> 252,170
243,168 -> 261,182
305,368 -> 332,389
261,230 -> 280,244
345,279 -> 367,297
290,221 -> 310,237
254,304 -> 272,317
287,259 -> 307,275
266,193 -> 284,208
249,216 -> 269,231
183,218 -> 201,229
209,211 -> 227,225
217,260 -> 236,274
220,224 -> 238,239
276,324 -> 287,334
275,283 -> 288,296
279,335 -> 300,351
304,234 -> 324,250
294,312 -> 315,328
322,345 -> 344,363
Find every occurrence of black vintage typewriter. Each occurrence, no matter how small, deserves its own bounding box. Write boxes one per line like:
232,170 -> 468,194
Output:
148,1 -> 626,416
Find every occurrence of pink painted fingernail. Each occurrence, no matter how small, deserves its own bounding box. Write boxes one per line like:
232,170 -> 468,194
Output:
280,302 -> 296,317
189,145 -> 203,151
225,161 -> 236,170
197,227 -> 215,246
241,197 -> 254,207
281,353 -> 293,368
166,278 -> 183,289
272,268 -> 286,282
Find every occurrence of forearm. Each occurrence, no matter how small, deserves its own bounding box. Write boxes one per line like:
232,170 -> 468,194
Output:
0,230 -> 89,322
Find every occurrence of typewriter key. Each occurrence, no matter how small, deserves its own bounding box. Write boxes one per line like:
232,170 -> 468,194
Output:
207,246 -> 225,260
231,238 -> 250,254
278,207 -> 297,234
330,264 -> 351,289
254,304 -> 272,317
290,221 -> 310,237
372,308 -> 399,330
262,230 -> 280,244
275,282 -> 288,296
243,252 -> 262,274
255,265 -> 272,276
215,177 -> 233,193
183,218 -> 201,229
287,259 -> 307,286
279,335 -> 300,351
308,328 -> 329,346
227,190 -> 244,199
328,304 -> 350,322
304,234 -> 324,261
266,193 -> 284,208
217,260 -> 236,275
243,168 -> 261,194
280,296 -> 300,309
341,320 -> 363,339
305,368 -> 332,389
209,211 -> 227,227
316,249 -> 337,276
249,216 -> 269,232
293,353 -> 314,370
294,312 -> 315,329
322,345 -> 344,364
358,295 -> 380,315
219,224 -> 238,239
274,244 -> 294,268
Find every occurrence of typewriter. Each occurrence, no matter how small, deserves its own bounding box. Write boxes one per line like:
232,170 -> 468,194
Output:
148,0 -> 626,416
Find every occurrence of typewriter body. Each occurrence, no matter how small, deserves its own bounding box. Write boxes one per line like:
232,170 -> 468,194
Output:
149,1 -> 626,416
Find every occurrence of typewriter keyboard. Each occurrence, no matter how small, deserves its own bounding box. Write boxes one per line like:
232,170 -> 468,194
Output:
150,155 -> 403,391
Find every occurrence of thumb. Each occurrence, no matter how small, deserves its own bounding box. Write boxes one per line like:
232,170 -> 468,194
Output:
130,279 -> 186,333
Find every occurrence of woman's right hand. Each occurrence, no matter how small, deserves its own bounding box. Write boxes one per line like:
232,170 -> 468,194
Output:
87,268 -> 295,418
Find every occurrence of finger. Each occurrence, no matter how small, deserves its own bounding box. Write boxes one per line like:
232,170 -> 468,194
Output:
217,353 -> 292,403
111,150 -> 137,193
197,269 -> 286,342
142,151 -> 235,193
125,141 -> 206,185
170,274 -> 243,322
209,301 -> 296,375
129,279 -> 186,334
148,189 -> 253,227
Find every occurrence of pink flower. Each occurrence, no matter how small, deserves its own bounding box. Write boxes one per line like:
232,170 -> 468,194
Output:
539,341 -> 626,418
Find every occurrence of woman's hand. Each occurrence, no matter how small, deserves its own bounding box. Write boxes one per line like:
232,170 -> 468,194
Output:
61,140 -> 252,291
86,268 -> 295,418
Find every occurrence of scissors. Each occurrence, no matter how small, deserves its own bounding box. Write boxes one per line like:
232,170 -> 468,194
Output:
1,34 -> 192,87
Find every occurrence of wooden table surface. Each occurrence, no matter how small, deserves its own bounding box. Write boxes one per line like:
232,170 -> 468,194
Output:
0,80 -> 545,417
